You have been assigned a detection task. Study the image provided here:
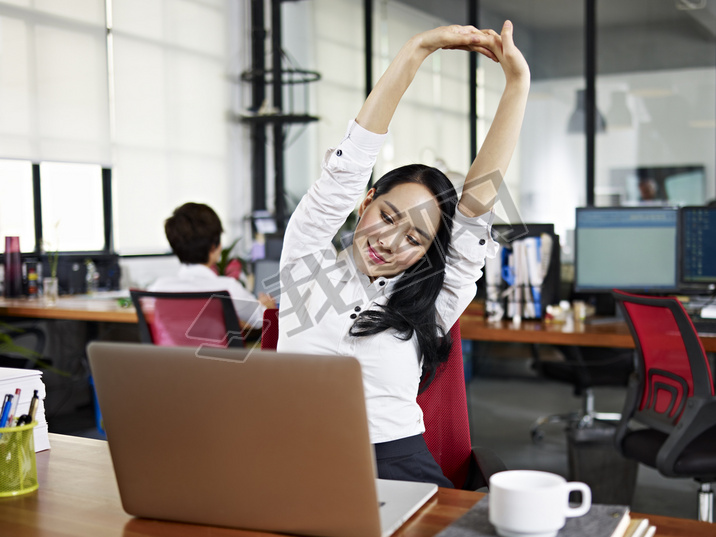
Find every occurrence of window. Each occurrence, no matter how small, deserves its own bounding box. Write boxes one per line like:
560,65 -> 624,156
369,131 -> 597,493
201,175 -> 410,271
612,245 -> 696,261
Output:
0,159 -> 34,253
0,1 -> 237,256
0,1 -> 110,165
111,0 -> 232,254
40,162 -> 105,252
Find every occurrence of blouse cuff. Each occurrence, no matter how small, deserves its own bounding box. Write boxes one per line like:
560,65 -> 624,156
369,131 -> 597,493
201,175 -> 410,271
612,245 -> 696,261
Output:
453,206 -> 499,259
343,119 -> 387,158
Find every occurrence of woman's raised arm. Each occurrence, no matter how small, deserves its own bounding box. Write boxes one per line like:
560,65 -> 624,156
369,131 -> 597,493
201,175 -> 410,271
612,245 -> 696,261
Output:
458,20 -> 530,218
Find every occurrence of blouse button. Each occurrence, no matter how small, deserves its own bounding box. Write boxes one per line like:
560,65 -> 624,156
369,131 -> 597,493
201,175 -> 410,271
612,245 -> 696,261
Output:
479,238 -> 486,245
379,280 -> 385,286
336,149 -> 342,156
354,306 -> 361,312
350,313 -> 357,319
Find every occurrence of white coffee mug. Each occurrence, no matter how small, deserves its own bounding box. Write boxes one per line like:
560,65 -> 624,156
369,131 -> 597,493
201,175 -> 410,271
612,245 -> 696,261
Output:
488,470 -> 591,537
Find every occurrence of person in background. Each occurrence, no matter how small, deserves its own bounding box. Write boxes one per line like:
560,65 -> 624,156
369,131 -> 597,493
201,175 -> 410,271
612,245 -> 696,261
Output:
149,202 -> 275,329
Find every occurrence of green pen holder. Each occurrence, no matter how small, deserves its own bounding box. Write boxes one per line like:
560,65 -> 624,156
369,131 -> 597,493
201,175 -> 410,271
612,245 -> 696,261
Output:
0,421 -> 39,497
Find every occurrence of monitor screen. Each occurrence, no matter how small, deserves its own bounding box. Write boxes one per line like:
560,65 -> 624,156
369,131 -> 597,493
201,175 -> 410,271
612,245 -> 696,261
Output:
680,206 -> 716,287
575,207 -> 679,293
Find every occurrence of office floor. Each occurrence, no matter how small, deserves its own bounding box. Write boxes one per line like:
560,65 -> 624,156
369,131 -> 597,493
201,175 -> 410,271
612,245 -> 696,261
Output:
54,342 -> 701,522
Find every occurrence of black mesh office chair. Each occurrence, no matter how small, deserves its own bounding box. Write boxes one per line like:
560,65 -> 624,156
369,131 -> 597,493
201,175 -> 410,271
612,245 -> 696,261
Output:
614,290 -> 716,522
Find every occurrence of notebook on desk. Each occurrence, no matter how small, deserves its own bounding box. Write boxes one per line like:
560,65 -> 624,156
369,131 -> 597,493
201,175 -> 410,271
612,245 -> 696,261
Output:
87,341 -> 437,537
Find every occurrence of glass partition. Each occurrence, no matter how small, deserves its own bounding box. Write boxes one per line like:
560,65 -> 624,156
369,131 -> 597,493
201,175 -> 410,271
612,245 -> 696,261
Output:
481,0 -> 585,242
596,0 -> 716,208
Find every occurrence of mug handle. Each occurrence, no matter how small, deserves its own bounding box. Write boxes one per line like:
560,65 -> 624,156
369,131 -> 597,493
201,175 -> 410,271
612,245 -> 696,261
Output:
565,482 -> 591,517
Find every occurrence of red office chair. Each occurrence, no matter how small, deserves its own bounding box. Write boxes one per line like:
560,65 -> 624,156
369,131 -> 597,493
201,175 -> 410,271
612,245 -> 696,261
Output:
130,289 -> 245,348
613,290 -> 716,522
260,308 -> 506,489
261,307 -> 280,351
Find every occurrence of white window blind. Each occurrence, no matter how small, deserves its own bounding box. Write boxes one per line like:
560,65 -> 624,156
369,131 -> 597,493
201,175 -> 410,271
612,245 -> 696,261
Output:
0,0 -> 234,255
0,1 -> 110,165
111,0 -> 231,254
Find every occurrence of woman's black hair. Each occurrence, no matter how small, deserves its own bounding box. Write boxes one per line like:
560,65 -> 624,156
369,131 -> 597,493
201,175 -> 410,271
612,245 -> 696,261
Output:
349,164 -> 458,384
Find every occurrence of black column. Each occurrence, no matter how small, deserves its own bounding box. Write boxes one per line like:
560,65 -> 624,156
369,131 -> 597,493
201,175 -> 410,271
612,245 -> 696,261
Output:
585,0 -> 597,206
250,0 -> 267,212
468,0 -> 480,165
271,0 -> 285,230
364,0 -> 373,99
32,163 -> 43,254
102,168 -> 113,253
364,0 -> 374,188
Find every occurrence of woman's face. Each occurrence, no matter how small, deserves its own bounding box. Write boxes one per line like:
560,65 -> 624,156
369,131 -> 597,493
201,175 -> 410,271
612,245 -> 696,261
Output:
352,182 -> 442,279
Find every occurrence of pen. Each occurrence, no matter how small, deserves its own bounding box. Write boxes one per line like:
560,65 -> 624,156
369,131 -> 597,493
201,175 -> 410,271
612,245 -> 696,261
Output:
27,390 -> 39,424
16,390 -> 39,427
0,394 -> 13,428
6,388 -> 21,426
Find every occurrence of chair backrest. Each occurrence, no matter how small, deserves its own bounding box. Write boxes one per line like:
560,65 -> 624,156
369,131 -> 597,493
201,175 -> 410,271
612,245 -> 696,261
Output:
261,308 -> 280,350
260,308 -> 472,488
416,321 -> 473,489
613,290 -> 714,432
130,289 -> 244,348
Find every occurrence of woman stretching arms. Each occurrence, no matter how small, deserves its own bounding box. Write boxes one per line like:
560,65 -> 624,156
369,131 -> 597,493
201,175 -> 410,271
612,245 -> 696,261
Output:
277,21 -> 530,487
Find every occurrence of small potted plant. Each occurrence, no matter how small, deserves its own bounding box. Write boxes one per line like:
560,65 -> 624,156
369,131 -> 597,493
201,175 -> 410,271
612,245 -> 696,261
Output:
213,238 -> 250,286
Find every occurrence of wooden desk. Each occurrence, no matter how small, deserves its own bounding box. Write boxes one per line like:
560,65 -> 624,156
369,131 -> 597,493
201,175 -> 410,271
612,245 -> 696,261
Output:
460,303 -> 716,353
0,434 -> 712,537
2,296 -> 715,353
0,295 -> 137,324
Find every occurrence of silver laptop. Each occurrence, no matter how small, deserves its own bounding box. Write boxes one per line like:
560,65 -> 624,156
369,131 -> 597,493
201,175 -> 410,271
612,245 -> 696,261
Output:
87,342 -> 437,537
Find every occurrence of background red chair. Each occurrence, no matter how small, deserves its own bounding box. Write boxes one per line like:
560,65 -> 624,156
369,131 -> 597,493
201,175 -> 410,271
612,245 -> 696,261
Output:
261,307 -> 279,351
131,289 -> 245,348
261,308 -> 505,489
613,290 -> 716,522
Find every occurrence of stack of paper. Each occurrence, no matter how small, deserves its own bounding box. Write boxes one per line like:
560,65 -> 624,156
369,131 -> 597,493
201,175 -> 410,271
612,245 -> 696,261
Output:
0,367 -> 51,452
624,517 -> 656,537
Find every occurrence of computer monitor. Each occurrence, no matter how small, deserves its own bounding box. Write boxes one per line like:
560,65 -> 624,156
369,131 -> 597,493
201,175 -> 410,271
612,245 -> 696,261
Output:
574,206 -> 679,293
680,206 -> 716,291
253,259 -> 281,301
490,223 -> 553,245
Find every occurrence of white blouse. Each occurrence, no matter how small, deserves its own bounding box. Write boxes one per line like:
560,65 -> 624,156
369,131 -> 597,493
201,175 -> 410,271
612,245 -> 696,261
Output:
277,120 -> 497,444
